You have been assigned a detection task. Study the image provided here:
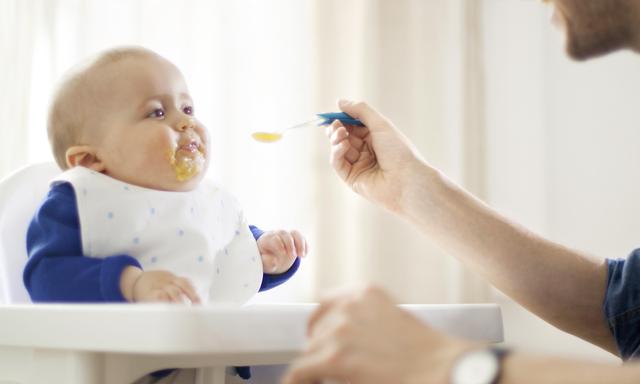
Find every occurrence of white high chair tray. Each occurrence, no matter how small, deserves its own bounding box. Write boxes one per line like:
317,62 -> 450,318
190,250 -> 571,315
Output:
0,303 -> 502,384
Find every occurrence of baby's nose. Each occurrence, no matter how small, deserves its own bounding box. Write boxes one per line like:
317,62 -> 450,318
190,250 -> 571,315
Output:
176,118 -> 195,132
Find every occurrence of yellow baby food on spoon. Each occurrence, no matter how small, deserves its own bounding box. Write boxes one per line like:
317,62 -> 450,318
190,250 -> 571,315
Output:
251,117 -> 325,144
252,132 -> 283,143
251,113 -> 364,144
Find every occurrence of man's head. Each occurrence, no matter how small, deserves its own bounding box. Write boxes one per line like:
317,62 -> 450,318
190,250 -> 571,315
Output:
48,46 -> 209,191
550,0 -> 640,60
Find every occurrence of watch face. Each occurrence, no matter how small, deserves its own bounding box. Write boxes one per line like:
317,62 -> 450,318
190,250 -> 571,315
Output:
451,349 -> 499,384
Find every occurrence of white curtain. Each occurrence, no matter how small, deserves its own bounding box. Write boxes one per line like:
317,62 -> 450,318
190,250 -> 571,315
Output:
0,0 -> 490,304
0,1 -> 38,177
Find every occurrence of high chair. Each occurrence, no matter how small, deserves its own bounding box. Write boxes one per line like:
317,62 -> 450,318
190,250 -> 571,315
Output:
0,163 -> 504,384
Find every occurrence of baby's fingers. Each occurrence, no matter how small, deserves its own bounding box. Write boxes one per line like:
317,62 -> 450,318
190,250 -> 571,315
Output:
151,290 -> 171,303
278,230 -> 298,259
261,253 -> 279,273
164,284 -> 185,303
291,230 -> 307,258
174,278 -> 201,304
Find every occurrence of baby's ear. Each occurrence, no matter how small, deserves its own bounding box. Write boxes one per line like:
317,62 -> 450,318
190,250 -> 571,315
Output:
65,145 -> 106,172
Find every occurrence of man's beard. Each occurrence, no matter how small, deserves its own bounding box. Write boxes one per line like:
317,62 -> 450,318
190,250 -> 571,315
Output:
561,0 -> 634,60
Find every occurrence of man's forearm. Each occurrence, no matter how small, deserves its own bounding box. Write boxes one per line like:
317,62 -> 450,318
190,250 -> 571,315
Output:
501,353 -> 636,383
399,162 -> 616,354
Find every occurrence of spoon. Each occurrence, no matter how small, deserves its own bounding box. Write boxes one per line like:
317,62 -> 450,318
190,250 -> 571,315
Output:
252,112 -> 364,143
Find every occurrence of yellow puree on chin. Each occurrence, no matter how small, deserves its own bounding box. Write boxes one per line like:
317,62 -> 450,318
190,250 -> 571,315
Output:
167,148 -> 205,181
251,132 -> 282,143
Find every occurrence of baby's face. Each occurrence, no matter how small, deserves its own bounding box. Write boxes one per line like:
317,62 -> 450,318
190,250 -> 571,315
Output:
88,54 -> 209,191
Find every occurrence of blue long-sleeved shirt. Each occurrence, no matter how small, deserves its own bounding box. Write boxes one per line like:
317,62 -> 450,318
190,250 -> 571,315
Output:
24,182 -> 300,302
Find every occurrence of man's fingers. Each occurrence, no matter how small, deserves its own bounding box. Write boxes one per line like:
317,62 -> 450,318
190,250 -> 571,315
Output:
308,285 -> 387,336
346,132 -> 364,151
348,125 -> 370,139
338,99 -> 385,132
330,140 -> 352,181
344,146 -> 360,164
329,125 -> 367,174
307,293 -> 352,337
282,346 -> 346,384
325,120 -> 340,137
330,126 -> 349,145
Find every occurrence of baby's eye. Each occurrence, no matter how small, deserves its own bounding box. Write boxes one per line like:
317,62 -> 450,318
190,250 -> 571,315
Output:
148,108 -> 165,118
183,106 -> 194,115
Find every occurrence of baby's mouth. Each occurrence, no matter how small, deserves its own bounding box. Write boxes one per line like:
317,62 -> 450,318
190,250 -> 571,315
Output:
168,140 -> 206,182
178,140 -> 200,154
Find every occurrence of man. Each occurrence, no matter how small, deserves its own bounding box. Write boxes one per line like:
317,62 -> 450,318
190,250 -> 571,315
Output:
283,1 -> 640,383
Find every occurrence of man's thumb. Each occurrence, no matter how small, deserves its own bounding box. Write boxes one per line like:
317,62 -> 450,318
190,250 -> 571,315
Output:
337,99 -> 380,130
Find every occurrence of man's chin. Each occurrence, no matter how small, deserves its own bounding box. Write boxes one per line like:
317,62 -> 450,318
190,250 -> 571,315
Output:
565,38 -> 627,61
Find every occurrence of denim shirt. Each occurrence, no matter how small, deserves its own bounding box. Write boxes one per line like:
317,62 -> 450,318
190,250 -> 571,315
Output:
605,249 -> 640,359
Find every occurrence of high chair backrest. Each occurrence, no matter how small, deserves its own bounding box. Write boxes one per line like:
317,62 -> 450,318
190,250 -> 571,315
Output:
0,162 -> 61,303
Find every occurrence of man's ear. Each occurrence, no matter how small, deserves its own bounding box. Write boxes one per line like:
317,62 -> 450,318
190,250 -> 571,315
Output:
65,145 -> 106,172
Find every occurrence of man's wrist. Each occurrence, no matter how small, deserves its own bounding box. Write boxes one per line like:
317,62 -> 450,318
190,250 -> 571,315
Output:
396,160 -> 439,219
450,345 -> 511,384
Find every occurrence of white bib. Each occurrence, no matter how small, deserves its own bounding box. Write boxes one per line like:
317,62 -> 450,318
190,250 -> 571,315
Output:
52,167 -> 263,304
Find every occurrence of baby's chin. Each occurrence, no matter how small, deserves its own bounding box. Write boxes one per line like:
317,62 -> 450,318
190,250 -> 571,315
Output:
166,145 -> 208,188
123,167 -> 206,192
103,166 -> 205,192
159,170 -> 207,192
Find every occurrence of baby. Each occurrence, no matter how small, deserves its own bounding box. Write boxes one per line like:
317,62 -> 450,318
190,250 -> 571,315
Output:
23,46 -> 308,383
23,47 -> 307,313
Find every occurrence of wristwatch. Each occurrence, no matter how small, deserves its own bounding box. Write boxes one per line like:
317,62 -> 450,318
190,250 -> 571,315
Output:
450,346 -> 510,384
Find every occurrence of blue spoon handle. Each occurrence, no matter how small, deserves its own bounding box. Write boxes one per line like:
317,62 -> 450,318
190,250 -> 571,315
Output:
317,112 -> 364,126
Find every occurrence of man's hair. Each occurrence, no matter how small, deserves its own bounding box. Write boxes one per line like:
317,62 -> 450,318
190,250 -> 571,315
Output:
47,46 -> 156,169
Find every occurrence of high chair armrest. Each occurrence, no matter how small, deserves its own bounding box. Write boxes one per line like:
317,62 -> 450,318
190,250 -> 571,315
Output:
0,303 -> 502,384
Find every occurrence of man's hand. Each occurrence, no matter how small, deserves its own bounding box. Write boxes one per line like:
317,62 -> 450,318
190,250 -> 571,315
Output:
120,266 -> 201,304
282,285 -> 474,384
326,100 -> 426,214
257,230 -> 308,274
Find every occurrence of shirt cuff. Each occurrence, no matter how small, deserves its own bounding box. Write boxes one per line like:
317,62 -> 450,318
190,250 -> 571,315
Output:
249,225 -> 264,240
604,249 -> 640,359
259,257 -> 300,292
100,255 -> 142,302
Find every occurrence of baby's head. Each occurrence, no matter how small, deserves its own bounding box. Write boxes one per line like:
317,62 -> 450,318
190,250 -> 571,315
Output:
48,46 -> 208,191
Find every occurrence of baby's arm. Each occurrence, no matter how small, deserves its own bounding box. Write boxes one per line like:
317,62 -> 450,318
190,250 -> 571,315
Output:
24,183 -> 140,302
25,183 -> 200,304
249,226 -> 303,291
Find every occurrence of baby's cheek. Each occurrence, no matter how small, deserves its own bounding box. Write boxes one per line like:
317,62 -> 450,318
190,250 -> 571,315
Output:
140,136 -> 173,165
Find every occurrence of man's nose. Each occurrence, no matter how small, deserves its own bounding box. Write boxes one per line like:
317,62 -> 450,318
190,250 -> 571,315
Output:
175,117 -> 195,132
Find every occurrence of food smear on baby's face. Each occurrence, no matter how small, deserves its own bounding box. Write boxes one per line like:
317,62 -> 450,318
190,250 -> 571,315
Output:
252,132 -> 282,143
167,142 -> 205,181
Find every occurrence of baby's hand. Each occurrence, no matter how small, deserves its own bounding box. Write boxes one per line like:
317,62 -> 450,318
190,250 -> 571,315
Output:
121,266 -> 201,304
257,230 -> 308,274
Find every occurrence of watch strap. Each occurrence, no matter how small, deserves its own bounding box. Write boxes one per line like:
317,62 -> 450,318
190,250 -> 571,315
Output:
489,346 -> 511,384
